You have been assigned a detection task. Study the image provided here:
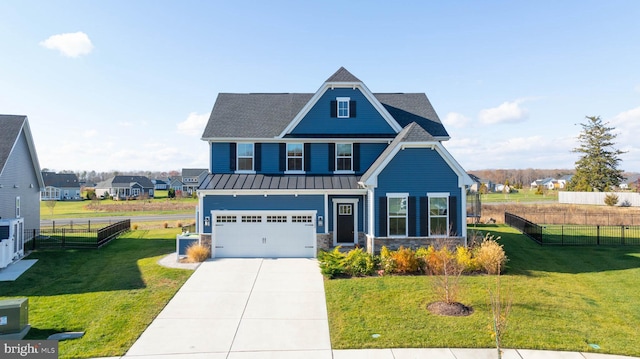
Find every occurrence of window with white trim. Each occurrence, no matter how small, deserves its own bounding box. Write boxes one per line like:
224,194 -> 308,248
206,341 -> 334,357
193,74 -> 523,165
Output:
287,143 -> 304,172
429,195 -> 449,236
387,194 -> 407,237
337,97 -> 350,118
15,196 -> 20,218
336,143 -> 353,172
237,143 -> 254,171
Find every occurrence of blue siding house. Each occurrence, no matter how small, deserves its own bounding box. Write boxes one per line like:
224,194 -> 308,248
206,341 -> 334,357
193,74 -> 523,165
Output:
197,68 -> 472,258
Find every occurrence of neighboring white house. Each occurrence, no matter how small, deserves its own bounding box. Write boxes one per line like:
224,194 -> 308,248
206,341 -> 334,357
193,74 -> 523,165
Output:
531,178 -> 557,190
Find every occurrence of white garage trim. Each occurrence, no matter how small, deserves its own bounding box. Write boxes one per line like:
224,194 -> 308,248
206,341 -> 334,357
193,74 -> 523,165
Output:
211,210 -> 317,258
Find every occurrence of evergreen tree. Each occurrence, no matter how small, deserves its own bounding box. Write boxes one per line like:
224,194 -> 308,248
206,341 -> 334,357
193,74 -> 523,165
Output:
568,116 -> 625,192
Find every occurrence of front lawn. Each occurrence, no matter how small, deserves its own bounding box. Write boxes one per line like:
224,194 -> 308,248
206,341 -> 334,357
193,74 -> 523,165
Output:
0,228 -> 193,359
324,225 -> 640,357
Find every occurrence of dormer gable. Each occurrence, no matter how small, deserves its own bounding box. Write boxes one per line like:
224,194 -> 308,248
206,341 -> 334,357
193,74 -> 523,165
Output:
279,67 -> 403,138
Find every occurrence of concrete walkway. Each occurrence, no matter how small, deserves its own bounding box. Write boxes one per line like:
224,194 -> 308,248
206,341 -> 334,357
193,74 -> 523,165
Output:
119,257 -> 638,359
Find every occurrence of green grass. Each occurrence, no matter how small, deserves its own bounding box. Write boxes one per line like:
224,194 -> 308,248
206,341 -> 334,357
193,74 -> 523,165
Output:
541,224 -> 640,245
0,228 -> 193,359
480,189 -> 558,203
324,225 -> 640,356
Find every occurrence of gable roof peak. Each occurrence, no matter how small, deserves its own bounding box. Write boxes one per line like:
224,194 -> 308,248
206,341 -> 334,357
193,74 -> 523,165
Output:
325,67 -> 361,83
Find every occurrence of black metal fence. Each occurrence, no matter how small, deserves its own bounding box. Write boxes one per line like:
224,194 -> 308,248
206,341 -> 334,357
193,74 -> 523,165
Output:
504,212 -> 543,244
25,219 -> 131,250
505,212 -> 640,246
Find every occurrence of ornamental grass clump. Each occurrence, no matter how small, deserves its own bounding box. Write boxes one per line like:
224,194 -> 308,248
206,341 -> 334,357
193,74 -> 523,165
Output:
474,233 -> 508,275
186,242 -> 210,263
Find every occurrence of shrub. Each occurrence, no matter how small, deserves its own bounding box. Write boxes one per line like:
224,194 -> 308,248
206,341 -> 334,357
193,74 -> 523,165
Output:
176,221 -> 183,228
163,222 -> 169,228
390,246 -> 419,274
604,193 -> 619,206
475,233 -> 508,274
343,248 -> 376,277
379,246 -> 396,274
132,223 -> 139,230
456,245 -> 480,273
318,247 -> 346,279
186,242 -> 210,262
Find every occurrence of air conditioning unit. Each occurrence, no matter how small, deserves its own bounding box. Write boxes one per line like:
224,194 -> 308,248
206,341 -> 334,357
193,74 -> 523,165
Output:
0,218 -> 24,269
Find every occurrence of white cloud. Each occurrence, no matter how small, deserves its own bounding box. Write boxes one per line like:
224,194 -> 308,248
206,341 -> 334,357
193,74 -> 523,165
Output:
82,129 -> 97,138
40,32 -> 94,57
177,112 -> 209,137
478,99 -> 529,125
443,112 -> 471,128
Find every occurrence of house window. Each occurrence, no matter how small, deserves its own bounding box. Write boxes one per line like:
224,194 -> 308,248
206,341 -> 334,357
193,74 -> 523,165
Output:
336,143 -> 353,172
429,194 -> 449,236
337,97 -> 350,118
237,143 -> 254,171
287,143 -> 304,172
15,197 -> 20,218
387,194 -> 407,237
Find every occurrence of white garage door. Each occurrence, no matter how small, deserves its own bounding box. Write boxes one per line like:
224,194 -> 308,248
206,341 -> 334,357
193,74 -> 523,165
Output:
211,210 -> 317,258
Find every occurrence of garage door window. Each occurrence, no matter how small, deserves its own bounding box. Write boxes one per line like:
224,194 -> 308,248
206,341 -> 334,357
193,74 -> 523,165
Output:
267,215 -> 288,223
242,215 -> 262,223
292,215 -> 313,223
217,216 -> 236,223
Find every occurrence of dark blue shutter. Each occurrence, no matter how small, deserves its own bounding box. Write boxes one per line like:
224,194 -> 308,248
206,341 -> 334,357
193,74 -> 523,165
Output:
330,101 -> 337,117
230,143 -> 236,171
420,197 -> 428,237
449,196 -> 457,236
379,197 -> 387,237
353,143 -> 360,172
349,101 -> 356,118
408,196 -> 416,237
328,143 -> 335,172
254,143 -> 261,172
304,143 -> 311,172
279,143 -> 286,172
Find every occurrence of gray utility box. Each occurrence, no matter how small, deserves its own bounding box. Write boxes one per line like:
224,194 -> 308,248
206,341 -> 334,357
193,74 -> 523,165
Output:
0,298 -> 28,334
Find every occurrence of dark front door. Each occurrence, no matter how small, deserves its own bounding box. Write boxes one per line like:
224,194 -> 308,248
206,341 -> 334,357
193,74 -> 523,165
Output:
337,203 -> 354,243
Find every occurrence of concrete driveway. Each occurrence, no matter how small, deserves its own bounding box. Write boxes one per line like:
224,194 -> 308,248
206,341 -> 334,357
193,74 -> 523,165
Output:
125,258 -> 332,358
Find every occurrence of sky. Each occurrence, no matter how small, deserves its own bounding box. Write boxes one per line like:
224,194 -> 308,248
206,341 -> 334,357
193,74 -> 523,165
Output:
1,1 -> 639,173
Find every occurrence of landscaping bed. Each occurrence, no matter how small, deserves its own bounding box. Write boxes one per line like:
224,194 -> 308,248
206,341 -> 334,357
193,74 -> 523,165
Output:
324,225 -> 640,357
0,228 -> 193,359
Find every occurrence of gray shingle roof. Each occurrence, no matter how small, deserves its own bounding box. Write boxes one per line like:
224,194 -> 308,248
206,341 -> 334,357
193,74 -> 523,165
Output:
199,174 -> 361,191
42,172 -> 80,188
201,93 -> 448,139
325,67 -> 362,83
0,115 -> 27,173
182,168 -> 208,177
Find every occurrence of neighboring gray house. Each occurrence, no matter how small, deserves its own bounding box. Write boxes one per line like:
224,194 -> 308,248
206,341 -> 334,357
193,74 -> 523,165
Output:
95,175 -> 154,200
0,115 -> 44,232
169,177 -> 184,192
181,168 -> 208,195
41,171 -> 81,200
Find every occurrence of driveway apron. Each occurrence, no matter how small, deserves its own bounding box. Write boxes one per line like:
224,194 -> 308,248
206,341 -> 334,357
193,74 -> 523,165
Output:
125,258 -> 332,358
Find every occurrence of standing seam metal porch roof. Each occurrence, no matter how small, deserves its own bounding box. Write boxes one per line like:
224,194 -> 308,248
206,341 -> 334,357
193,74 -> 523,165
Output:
199,174 -> 362,191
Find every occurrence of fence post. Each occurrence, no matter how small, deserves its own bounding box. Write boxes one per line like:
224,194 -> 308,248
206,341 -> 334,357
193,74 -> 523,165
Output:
596,225 -> 600,246
32,229 -> 36,250
88,220 -> 91,232
62,228 -> 66,248
561,225 -> 564,246
621,225 -> 625,245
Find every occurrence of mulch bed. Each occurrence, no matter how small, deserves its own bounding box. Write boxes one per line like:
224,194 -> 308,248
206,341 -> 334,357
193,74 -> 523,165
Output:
427,301 -> 474,316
